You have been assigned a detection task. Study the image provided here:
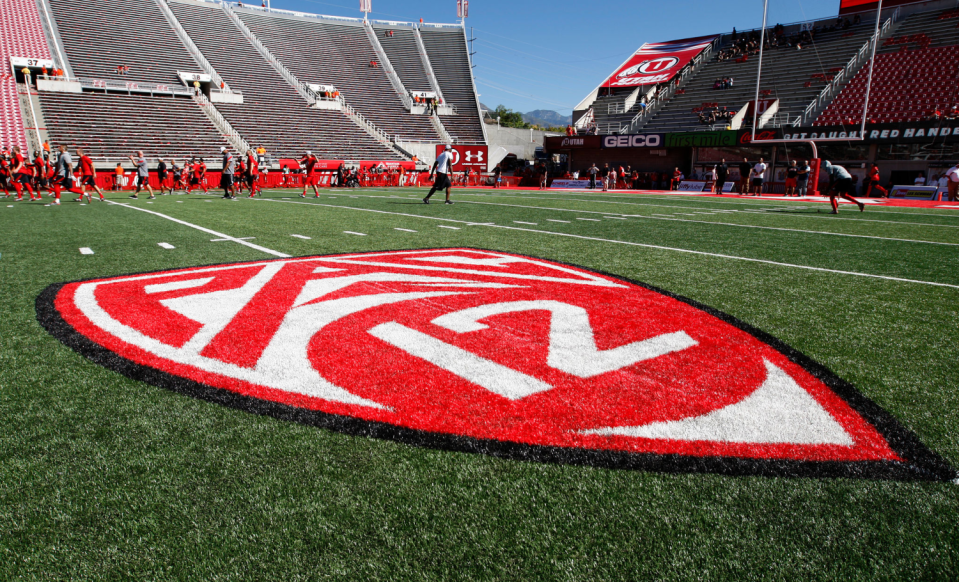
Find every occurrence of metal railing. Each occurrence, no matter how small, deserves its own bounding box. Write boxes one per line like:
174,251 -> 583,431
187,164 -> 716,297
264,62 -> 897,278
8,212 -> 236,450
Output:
429,113 -> 453,144
363,21 -> 413,110
413,26 -> 449,108
75,76 -> 194,96
157,0 -> 233,93
35,0 -> 73,78
800,14 -> 896,125
193,93 -> 252,154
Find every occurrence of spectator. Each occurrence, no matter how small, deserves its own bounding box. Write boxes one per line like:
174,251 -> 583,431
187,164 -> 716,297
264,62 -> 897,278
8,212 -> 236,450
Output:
945,161 -> 959,202
750,157 -> 767,195
114,162 -> 125,190
601,163 -> 610,191
671,167 -> 683,190
785,160 -> 798,196
587,163 -> 599,189
796,160 -> 810,196
914,172 -> 926,186
738,158 -> 752,193
715,159 -> 728,194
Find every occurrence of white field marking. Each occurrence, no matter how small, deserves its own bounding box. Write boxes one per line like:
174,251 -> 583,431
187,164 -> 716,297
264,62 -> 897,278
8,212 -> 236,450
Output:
7,205 -> 13,208
343,231 -> 367,236
604,216 -> 628,220
157,242 -> 175,249
936,206 -> 959,210
176,201 -> 183,203
455,199 -> 959,246
460,192 -> 959,227
514,221 -> 538,225
547,219 -> 571,223
438,225 -> 461,230
369,322 -> 552,400
79,247 -> 94,255
145,277 -> 214,294
576,218 -> 601,222
290,234 -> 312,240
394,228 -> 417,232
254,197 -> 959,289
105,201 -> 290,258
210,237 -> 256,242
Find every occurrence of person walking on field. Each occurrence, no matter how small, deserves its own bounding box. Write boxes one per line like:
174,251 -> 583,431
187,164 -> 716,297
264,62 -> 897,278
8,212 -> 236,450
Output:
299,151 -> 321,198
738,158 -> 752,194
714,159 -> 728,194
424,145 -> 453,204
220,147 -> 236,199
75,147 -> 105,202
863,164 -> 887,198
245,150 -> 260,197
128,151 -> 155,199
945,162 -> 959,202
50,145 -> 85,205
784,160 -> 799,196
822,160 -> 865,214
749,157 -> 767,196
493,163 -> 502,188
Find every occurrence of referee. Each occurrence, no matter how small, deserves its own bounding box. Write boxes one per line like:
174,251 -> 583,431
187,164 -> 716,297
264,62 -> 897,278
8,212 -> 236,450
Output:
424,145 -> 453,205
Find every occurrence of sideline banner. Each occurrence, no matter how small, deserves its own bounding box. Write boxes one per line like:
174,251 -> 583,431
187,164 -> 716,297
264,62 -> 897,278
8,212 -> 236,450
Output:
602,36 -> 717,88
550,179 -> 593,189
678,181 -> 707,192
601,134 -> 665,148
889,185 -> 939,200
437,145 -> 488,172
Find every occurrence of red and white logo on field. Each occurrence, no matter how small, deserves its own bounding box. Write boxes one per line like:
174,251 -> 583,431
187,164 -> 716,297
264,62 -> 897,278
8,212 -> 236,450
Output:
47,249 -> 932,472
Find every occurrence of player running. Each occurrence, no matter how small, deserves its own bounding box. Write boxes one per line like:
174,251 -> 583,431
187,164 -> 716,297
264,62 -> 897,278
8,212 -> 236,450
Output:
299,151 -> 321,198
128,151 -> 155,199
822,160 -> 865,214
74,147 -> 105,202
0,148 -> 12,197
423,145 -> 453,204
10,146 -> 37,201
33,150 -> 51,198
50,145 -> 85,205
188,158 -> 208,193
245,150 -> 259,197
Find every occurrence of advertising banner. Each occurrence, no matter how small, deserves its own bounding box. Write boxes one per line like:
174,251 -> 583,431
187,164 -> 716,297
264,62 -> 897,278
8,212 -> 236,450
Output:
544,136 -> 603,150
601,134 -> 665,148
677,181 -> 708,192
437,145 -> 488,172
550,180 -> 593,189
603,36 -> 717,88
889,185 -> 940,200
667,131 -> 738,148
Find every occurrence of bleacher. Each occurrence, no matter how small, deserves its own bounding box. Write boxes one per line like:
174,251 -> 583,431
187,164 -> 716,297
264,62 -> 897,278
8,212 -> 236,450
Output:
419,28 -> 486,143
236,9 -> 439,143
1,0 -> 53,152
48,0 -> 200,85
591,92 -> 637,134
637,22 -> 875,134
39,91 -> 229,159
170,0 -> 399,161
815,10 -> 959,125
372,25 -> 433,93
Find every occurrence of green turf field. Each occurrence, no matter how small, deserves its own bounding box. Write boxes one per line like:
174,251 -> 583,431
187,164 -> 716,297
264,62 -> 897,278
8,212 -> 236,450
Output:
2,187 -> 958,578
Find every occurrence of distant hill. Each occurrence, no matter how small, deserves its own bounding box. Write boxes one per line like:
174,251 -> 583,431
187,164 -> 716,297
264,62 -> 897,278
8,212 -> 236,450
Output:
480,103 -> 571,128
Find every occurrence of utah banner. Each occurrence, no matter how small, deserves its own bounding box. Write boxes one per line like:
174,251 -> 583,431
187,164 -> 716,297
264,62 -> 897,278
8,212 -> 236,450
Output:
603,35 -> 717,88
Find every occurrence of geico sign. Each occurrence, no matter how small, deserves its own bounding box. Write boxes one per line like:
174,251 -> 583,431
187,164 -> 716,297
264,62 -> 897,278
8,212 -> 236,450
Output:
38,248 -> 954,481
602,134 -> 662,148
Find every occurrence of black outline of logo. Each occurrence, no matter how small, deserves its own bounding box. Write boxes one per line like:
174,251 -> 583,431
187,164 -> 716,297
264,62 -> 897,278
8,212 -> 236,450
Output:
35,248 -> 957,482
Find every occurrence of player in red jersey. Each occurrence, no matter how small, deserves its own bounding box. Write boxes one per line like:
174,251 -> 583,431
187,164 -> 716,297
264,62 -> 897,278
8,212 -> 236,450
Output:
10,146 -> 37,201
187,158 -> 209,193
235,155 -> 246,196
0,149 -> 12,197
50,145 -> 85,205
182,158 -> 193,191
33,151 -> 51,198
74,147 -> 105,202
299,151 -> 321,198
245,150 -> 259,197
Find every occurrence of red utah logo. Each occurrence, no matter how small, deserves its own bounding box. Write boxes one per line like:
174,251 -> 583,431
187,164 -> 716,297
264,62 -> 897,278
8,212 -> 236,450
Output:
39,249 -> 954,480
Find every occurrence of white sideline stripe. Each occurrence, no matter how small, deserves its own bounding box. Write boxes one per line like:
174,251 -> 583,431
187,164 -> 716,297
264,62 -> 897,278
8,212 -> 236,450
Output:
79,247 -> 94,255
514,221 -> 538,225
438,225 -> 460,230
343,231 -> 367,236
253,198 -> 959,290
604,216 -> 627,220
459,199 -> 959,246
290,234 -> 312,239
211,237 -> 256,242
157,242 -> 175,249
369,322 -> 552,400
395,228 -> 417,232
547,219 -> 570,223
576,218 -> 601,222
106,202 -> 290,258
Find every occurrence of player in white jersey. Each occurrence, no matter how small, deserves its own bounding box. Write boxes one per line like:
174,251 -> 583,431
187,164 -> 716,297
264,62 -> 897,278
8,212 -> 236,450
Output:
424,145 -> 454,205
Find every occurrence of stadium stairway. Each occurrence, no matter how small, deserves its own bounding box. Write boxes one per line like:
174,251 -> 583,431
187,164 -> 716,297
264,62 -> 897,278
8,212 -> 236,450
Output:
372,25 -> 433,94
38,91 -> 230,160
169,0 -> 399,161
419,27 -> 487,144
1,0 -> 54,153
235,9 -> 439,143
638,22 -> 876,134
591,91 -> 635,134
815,9 -> 959,125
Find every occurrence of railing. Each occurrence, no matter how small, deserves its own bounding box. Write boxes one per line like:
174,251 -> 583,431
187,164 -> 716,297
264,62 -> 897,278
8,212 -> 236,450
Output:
363,21 -> 413,110
157,0 -> 233,92
35,0 -> 73,77
429,113 -> 453,144
413,26 -> 449,108
800,15 -> 896,125
193,93 -> 251,154
76,76 -> 195,96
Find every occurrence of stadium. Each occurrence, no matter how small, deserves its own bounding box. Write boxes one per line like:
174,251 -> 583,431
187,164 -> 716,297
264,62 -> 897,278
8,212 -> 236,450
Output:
2,0 -> 958,577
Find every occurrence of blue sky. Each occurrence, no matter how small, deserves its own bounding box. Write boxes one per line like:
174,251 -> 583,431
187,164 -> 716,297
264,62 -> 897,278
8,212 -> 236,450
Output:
272,0 -> 847,114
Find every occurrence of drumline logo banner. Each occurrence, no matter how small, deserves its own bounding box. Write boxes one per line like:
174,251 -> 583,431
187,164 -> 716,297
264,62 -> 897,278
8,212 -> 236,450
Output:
603,36 -> 717,88
38,249 -> 956,481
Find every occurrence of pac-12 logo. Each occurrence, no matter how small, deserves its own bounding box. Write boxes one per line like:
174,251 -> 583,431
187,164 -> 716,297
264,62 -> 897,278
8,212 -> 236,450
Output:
619,56 -> 680,78
38,249 -> 954,481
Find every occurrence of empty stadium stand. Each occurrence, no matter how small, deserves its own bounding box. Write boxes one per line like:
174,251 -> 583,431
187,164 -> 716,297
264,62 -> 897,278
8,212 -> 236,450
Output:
39,91 -> 230,159
372,25 -> 433,93
47,0 -> 201,85
815,9 -> 959,125
169,0 -> 399,160
636,21 -> 876,134
419,27 -> 486,143
1,0 -> 53,152
235,9 -> 439,143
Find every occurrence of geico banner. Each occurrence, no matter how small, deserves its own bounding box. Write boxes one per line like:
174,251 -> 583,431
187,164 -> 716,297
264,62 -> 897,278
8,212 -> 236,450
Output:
601,134 -> 664,148
602,35 -> 717,88
437,145 -> 488,172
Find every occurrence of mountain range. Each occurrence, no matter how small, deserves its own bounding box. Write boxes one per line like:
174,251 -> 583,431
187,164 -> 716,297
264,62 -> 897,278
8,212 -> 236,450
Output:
480,104 -> 571,128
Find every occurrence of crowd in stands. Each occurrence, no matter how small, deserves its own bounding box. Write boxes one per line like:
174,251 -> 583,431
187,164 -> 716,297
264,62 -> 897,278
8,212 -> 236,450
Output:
718,16 -> 862,63
925,105 -> 959,121
697,106 -> 733,125
713,77 -> 734,90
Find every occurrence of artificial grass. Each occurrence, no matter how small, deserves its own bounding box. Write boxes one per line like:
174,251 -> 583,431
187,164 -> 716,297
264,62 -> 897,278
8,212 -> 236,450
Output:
1,188 -> 957,579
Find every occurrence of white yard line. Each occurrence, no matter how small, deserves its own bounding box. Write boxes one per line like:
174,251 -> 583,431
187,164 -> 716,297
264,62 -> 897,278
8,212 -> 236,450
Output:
106,201 -> 290,258
79,247 -> 94,255
343,231 -> 367,236
438,225 -> 461,230
395,228 -> 417,232
157,242 -> 175,249
253,197 -> 959,289
211,237 -> 256,242
576,218 -> 601,222
604,216 -> 628,220
514,221 -> 538,225
290,234 -> 312,240
547,219 -> 571,223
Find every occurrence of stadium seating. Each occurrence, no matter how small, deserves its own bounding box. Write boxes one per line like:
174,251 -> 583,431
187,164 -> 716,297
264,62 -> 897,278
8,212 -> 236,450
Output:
0,0 -> 53,152
372,25 -> 433,93
236,9 -> 439,142
638,22 -> 875,134
815,10 -> 959,125
47,0 -> 200,85
38,91 -> 230,159
169,0 -> 399,161
419,28 -> 486,143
